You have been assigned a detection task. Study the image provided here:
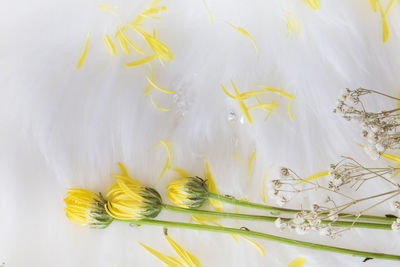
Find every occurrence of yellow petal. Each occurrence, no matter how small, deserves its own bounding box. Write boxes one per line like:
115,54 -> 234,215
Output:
165,235 -> 202,267
150,95 -> 171,111
367,0 -> 377,12
134,28 -> 173,61
284,13 -> 300,37
97,5 -> 119,17
288,257 -> 306,267
146,76 -> 174,94
220,84 -> 235,99
296,171 -> 329,184
139,242 -> 185,267
233,153 -> 246,164
261,164 -> 274,203
288,101 -> 294,121
124,36 -> 145,54
385,0 -> 395,16
144,67 -> 153,95
116,31 -> 130,54
117,162 -> 129,177
155,140 -> 172,183
76,33 -> 90,70
203,157 -> 223,211
247,150 -> 256,183
382,18 -> 389,43
225,22 -> 258,55
104,34 -> 116,56
238,235 -> 265,256
380,152 -> 400,163
202,0 -> 213,25
257,85 -> 295,100
126,54 -> 157,67
192,216 -> 239,243
301,0 -> 320,10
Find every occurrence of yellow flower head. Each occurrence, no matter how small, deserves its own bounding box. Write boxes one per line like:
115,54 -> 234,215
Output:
105,174 -> 162,220
64,189 -> 113,228
167,177 -> 209,209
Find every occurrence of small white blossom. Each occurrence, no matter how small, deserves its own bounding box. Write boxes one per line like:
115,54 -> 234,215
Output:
276,196 -> 288,207
389,201 -> 400,212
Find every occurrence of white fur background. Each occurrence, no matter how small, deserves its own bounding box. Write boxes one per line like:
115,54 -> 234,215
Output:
1,0 -> 400,266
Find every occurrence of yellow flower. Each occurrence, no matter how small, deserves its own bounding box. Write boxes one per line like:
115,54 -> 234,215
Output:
105,163 -> 163,220
167,177 -> 209,208
64,189 -> 113,228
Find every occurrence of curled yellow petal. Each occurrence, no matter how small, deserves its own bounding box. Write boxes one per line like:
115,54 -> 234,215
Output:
146,76 -> 174,94
257,85 -> 295,100
288,101 -> 294,121
247,150 -> 256,183
203,157 -> 222,211
296,171 -> 329,184
139,242 -> 185,267
225,21 -> 258,55
104,34 -> 116,56
150,95 -> 170,111
144,67 -> 153,95
385,0 -> 395,16
155,140 -> 172,183
288,257 -> 306,267
126,55 -> 157,67
76,33 -> 90,70
238,235 -> 265,256
203,0 -> 213,25
117,162 -> 129,177
220,84 -> 235,99
301,0 -> 320,10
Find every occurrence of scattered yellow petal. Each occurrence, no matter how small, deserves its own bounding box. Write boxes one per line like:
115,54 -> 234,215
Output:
288,257 -> 306,267
301,0 -> 320,9
139,242 -> 185,267
385,0 -> 395,16
380,152 -> 400,163
97,5 -> 119,17
392,163 -> 400,178
203,157 -> 223,211
202,0 -> 213,25
117,162 -> 129,177
284,12 -> 300,37
126,54 -> 157,67
296,171 -> 329,184
134,27 -> 173,61
247,150 -> 256,183
144,67 -> 153,95
257,85 -> 295,100
233,153 -> 247,164
225,21 -> 258,55
165,235 -> 202,267
220,84 -> 235,99
155,140 -> 172,183
150,95 -> 171,111
261,164 -> 274,203
234,197 -> 248,213
238,235 -> 265,256
381,18 -> 389,43
116,31 -> 130,54
398,0 -> 400,8
76,33 -> 90,70
142,6 -> 167,17
191,216 -> 239,242
231,80 -> 252,124
124,36 -> 145,54
367,0 -> 377,12
104,34 -> 116,56
146,76 -> 174,94
288,101 -> 294,121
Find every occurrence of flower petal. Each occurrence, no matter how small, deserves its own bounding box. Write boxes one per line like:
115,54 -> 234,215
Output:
150,95 -> 171,111
76,33 -> 90,70
238,235 -> 265,256
126,55 -> 157,67
296,171 -> 329,184
104,34 -> 116,56
139,242 -> 185,267
247,150 -> 256,183
146,76 -> 174,94
288,257 -> 306,267
203,157 -> 223,211
202,0 -> 213,25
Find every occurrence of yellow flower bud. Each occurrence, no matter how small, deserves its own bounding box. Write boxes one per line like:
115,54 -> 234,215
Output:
167,177 -> 209,209
64,189 -> 113,228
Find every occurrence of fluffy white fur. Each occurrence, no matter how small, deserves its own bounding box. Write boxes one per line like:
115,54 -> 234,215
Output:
1,0 -> 400,266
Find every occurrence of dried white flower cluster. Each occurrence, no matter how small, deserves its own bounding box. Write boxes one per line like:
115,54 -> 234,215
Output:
267,167 -> 290,206
274,209 -> 341,238
334,88 -> 400,160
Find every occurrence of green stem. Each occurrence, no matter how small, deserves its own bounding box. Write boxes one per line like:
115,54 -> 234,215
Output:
124,219 -> 400,261
208,193 -> 397,224
162,204 -> 392,230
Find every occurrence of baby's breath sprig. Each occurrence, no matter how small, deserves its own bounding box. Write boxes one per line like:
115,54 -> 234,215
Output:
334,88 -> 400,160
